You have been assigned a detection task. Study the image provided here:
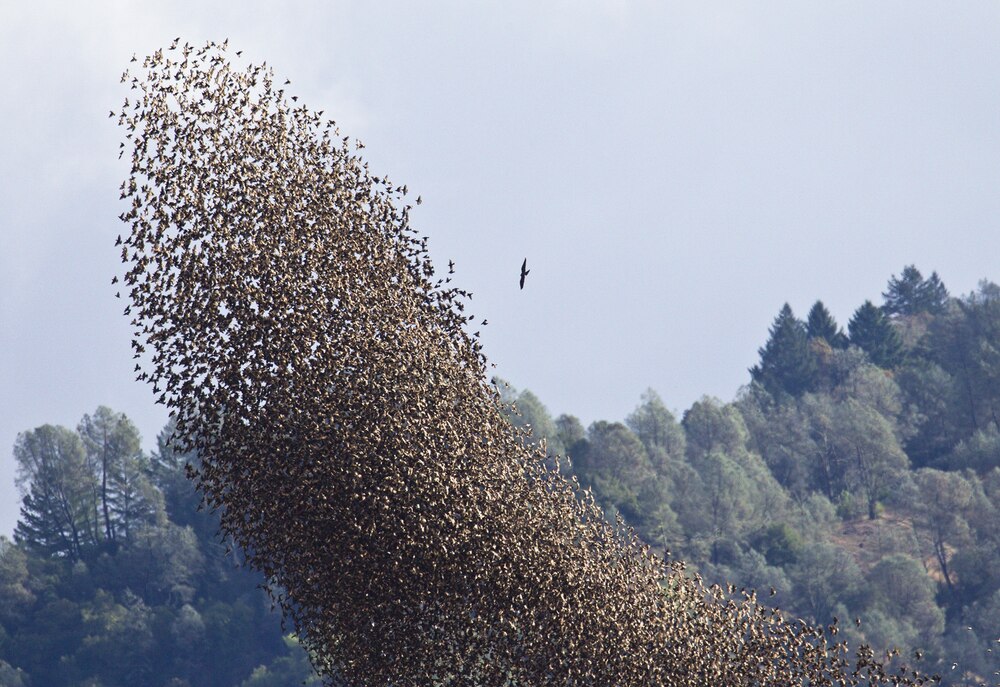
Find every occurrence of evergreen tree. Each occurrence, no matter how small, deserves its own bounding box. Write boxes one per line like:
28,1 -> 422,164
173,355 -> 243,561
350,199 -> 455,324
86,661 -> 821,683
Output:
13,425 -> 96,560
750,304 -> 817,397
922,271 -> 950,314
883,265 -> 950,317
848,301 -> 905,369
77,407 -> 160,549
806,301 -> 848,348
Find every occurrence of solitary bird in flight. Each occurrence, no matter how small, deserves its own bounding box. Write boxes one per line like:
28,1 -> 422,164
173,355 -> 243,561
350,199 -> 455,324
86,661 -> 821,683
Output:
519,258 -> 529,290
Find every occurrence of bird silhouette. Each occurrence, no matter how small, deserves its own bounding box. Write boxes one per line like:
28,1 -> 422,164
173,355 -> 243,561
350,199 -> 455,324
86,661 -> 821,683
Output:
519,258 -> 529,290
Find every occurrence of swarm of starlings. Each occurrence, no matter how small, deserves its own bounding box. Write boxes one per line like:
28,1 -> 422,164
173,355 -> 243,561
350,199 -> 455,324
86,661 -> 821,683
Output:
115,41 -> 939,686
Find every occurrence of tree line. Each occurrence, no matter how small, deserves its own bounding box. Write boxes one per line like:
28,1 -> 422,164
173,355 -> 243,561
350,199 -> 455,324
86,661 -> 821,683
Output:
2,265 -> 998,685
0,414 -> 318,687
502,266 -> 999,686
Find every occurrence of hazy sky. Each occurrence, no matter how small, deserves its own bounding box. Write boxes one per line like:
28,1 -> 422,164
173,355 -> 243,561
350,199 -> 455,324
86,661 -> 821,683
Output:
3,1 -> 1000,537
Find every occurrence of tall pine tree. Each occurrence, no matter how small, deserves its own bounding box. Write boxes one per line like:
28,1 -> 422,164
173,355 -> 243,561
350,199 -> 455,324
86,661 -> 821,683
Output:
750,304 -> 817,397
883,265 -> 950,317
13,425 -> 96,560
848,300 -> 905,369
806,301 -> 848,348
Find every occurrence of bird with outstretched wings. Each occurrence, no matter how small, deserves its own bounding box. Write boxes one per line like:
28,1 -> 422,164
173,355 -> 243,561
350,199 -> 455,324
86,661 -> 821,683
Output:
519,258 -> 529,290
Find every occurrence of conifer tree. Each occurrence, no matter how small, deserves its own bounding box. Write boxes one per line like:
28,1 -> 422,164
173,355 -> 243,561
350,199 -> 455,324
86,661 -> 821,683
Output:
883,265 -> 950,317
922,271 -> 950,314
806,301 -> 848,348
848,300 -> 905,369
77,406 -> 151,549
13,425 -> 96,560
750,304 -> 817,397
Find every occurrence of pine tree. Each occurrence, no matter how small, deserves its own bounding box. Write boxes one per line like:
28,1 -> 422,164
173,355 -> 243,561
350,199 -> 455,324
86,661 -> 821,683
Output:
13,425 -> 96,560
806,301 -> 848,348
848,300 -> 905,369
750,304 -> 817,397
883,265 -> 950,317
921,271 -> 950,314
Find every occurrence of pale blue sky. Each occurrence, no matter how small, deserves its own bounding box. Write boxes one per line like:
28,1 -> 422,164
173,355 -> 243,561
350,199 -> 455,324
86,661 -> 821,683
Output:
3,1 -> 1000,537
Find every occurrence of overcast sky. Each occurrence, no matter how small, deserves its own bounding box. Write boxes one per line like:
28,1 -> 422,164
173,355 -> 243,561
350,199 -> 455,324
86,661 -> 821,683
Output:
3,1 -> 1000,538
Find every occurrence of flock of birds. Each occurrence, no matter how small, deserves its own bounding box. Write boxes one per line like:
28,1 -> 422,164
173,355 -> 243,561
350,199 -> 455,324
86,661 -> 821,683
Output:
114,40 -> 952,686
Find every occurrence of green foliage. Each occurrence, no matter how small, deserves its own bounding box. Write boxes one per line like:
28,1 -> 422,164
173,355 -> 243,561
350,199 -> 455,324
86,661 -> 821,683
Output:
1,417 -> 317,687
728,269 -> 1000,679
893,281 -> 1000,473
786,540 -> 863,624
0,660 -> 30,687
895,360 -> 965,467
6,264 -> 1000,684
750,304 -> 818,397
14,410 -> 167,563
882,265 -> 950,318
834,399 -> 910,518
738,390 -> 816,499
496,378 -> 565,457
943,426 -> 1000,472
751,523 -> 803,567
0,538 -> 33,624
806,300 -> 848,349
682,397 -> 749,458
866,554 -> 945,647
77,407 -> 158,549
554,414 -> 585,457
571,421 -> 682,547
625,389 -> 686,467
848,300 -> 906,369
240,636 -> 322,687
909,469 -> 976,595
14,425 -> 94,560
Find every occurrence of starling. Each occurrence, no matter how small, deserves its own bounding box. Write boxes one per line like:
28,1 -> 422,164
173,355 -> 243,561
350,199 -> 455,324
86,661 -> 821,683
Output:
114,40 -> 938,687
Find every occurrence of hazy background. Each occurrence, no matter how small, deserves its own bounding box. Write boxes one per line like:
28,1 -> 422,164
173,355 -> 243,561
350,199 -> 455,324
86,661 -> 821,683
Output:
3,1 -> 1000,537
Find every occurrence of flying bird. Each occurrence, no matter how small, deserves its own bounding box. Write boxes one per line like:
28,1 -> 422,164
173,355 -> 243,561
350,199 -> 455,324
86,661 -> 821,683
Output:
112,42 -> 935,687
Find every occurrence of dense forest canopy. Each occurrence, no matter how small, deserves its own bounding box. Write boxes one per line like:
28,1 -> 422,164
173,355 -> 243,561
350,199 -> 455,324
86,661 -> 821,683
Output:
2,266 -> 999,685
1,418 -> 318,686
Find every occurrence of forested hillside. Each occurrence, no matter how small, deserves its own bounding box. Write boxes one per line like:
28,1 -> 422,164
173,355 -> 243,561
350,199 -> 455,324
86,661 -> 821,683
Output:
503,267 -> 999,686
0,414 -> 318,686
2,265 -> 998,685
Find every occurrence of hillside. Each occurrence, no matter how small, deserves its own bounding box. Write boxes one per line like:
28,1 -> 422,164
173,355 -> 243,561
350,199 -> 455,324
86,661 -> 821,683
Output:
2,266 -> 998,685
